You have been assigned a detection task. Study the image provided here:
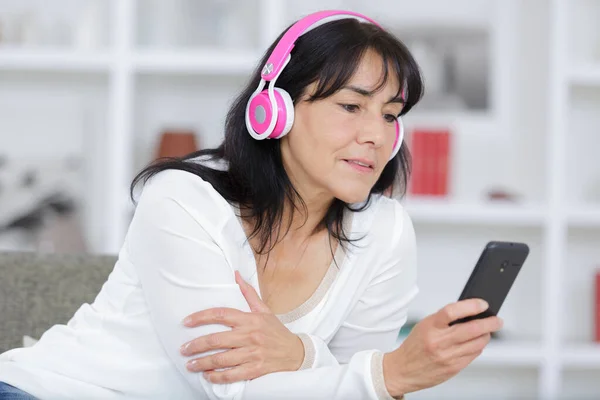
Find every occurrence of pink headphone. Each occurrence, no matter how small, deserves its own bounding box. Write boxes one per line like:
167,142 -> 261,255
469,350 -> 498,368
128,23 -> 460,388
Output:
244,10 -> 405,161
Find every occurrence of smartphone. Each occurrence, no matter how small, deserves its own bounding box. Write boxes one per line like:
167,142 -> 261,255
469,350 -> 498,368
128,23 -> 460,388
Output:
449,241 -> 529,326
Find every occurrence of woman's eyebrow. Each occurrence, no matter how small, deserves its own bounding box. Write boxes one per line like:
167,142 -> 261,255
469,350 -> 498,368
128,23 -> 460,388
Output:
342,85 -> 405,104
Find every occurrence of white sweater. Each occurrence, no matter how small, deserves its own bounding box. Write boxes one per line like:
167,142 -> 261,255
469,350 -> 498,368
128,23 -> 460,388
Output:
0,161 -> 418,400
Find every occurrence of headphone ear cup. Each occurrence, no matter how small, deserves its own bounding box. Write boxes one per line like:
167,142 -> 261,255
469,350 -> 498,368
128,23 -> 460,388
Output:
245,88 -> 294,140
270,88 -> 295,139
389,117 -> 404,161
246,90 -> 274,139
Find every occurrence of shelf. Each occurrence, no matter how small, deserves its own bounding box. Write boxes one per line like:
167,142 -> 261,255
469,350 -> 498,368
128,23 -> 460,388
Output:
405,110 -> 493,122
562,343 -> 600,368
402,199 -> 547,227
367,0 -> 492,30
474,340 -> 542,367
0,48 -> 263,75
0,48 -> 111,72
133,49 -> 261,75
404,110 -> 494,126
402,110 -> 501,136
569,65 -> 600,87
395,338 -> 542,367
567,206 -> 600,228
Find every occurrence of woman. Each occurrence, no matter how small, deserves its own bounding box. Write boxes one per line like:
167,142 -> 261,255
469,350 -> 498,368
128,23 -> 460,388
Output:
0,10 -> 502,400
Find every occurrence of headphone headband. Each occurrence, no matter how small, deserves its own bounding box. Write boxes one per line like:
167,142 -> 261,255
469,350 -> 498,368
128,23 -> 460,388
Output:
261,10 -> 381,81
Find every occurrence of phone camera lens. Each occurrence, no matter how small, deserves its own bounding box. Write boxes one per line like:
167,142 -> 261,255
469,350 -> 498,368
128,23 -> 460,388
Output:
501,260 -> 509,268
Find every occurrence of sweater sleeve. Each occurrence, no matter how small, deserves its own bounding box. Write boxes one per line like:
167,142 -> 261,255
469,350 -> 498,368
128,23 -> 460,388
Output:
126,170 -> 406,400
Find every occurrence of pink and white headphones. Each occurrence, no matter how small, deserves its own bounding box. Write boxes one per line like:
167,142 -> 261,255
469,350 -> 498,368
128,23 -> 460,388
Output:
244,10 -> 405,161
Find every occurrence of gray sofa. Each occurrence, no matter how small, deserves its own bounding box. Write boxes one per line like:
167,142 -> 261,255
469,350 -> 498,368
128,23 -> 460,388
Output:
0,251 -> 117,353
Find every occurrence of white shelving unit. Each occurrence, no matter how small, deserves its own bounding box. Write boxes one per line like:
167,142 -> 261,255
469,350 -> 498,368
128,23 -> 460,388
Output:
396,337 -> 543,368
568,207 -> 600,228
548,0 -> 600,399
134,49 -> 259,75
3,0 -> 600,398
403,199 -> 547,227
562,343 -> 600,369
0,49 -> 111,72
474,340 -> 542,368
569,66 -> 600,87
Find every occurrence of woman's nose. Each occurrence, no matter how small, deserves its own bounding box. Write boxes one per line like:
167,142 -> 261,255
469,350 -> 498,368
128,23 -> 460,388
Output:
357,114 -> 387,147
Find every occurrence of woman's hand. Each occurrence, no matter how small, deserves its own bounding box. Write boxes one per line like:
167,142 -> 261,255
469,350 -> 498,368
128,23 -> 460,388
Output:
383,299 -> 503,398
180,271 -> 305,384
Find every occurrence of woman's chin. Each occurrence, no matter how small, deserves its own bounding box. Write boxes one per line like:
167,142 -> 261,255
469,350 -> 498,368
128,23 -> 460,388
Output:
334,187 -> 372,204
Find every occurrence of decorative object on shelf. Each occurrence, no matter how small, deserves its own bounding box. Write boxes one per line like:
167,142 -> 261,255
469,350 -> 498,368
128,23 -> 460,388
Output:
486,187 -> 521,203
397,317 -> 502,342
398,318 -> 418,339
35,193 -> 87,254
595,270 -> 600,343
408,128 -> 451,197
155,129 -> 199,160
0,157 -> 86,253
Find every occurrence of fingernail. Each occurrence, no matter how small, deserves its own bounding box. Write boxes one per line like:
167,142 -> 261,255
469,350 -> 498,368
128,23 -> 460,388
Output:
182,316 -> 193,326
479,300 -> 489,311
204,372 -> 211,382
187,359 -> 199,371
180,342 -> 191,356
236,271 -> 246,284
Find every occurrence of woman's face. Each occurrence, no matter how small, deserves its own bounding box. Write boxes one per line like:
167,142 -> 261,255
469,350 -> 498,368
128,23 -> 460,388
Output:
280,50 -> 404,204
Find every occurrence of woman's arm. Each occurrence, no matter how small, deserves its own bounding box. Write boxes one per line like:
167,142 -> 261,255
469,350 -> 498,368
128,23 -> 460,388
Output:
181,202 -> 416,383
126,170 -> 398,400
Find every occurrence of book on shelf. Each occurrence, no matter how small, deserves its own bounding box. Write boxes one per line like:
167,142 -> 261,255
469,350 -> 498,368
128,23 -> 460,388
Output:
593,269 -> 600,343
408,128 -> 451,197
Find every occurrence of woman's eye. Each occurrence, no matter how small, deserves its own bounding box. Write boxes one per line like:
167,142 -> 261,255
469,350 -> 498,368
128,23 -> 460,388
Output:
341,104 -> 359,113
384,114 -> 397,123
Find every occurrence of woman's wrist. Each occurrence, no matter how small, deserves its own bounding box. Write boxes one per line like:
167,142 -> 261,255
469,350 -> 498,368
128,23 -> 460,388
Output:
294,333 -> 311,370
382,351 -> 407,399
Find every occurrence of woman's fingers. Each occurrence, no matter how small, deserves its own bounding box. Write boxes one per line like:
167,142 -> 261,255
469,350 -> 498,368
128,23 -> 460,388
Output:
236,271 -> 271,313
186,347 -> 253,373
435,299 -> 489,328
204,361 -> 262,384
448,333 -> 491,359
181,330 -> 246,356
450,316 -> 503,345
182,307 -> 253,328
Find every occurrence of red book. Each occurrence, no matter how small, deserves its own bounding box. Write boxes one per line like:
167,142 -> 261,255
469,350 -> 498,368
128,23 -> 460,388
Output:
431,131 -> 441,195
595,271 -> 600,342
437,130 -> 450,196
423,131 -> 435,195
409,129 -> 452,197
409,130 -> 424,195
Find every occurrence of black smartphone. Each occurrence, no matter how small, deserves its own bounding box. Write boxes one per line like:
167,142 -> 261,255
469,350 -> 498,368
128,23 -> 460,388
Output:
449,241 -> 529,326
